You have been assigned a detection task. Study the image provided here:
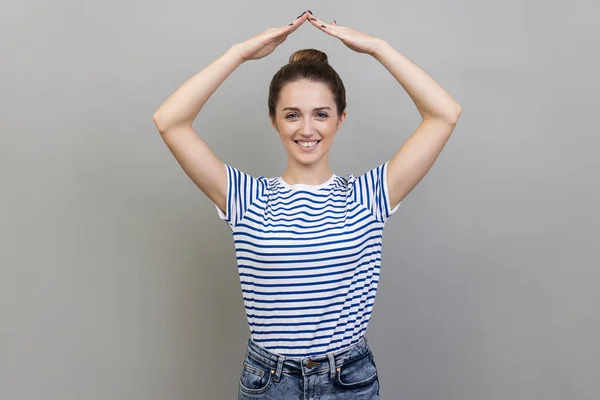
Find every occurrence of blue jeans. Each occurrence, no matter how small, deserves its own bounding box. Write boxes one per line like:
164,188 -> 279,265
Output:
238,336 -> 381,399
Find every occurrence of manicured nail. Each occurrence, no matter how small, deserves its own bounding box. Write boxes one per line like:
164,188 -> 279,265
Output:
321,25 -> 326,28
289,23 -> 293,25
308,10 -> 313,15
334,20 -> 337,24
311,18 -> 317,21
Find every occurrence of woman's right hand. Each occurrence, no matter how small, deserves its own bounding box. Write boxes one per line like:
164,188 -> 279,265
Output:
234,11 -> 309,61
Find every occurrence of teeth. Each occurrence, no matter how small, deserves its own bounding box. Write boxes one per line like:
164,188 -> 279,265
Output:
298,141 -> 318,148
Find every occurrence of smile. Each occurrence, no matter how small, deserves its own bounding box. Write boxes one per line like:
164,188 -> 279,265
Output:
295,140 -> 321,151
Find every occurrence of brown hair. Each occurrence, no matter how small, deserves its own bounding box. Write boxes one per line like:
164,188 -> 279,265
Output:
268,49 -> 346,118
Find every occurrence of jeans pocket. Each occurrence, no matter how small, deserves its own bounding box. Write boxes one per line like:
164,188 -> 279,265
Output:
335,352 -> 379,389
239,355 -> 273,395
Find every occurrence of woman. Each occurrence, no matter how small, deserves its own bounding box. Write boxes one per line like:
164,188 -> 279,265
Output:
153,10 -> 461,399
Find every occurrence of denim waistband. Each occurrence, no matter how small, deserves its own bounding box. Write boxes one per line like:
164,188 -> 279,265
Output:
244,337 -> 373,382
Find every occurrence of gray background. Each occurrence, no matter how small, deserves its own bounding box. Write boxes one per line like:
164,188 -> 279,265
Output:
1,1 -> 598,399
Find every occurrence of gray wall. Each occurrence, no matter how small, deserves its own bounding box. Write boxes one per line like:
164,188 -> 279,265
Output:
2,1 -> 598,399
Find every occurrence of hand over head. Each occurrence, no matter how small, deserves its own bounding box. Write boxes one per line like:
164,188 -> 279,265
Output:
234,10 -> 384,61
235,11 -> 309,61
306,12 -> 384,56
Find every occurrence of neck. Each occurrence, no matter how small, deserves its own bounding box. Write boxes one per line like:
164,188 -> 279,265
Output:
281,159 -> 334,186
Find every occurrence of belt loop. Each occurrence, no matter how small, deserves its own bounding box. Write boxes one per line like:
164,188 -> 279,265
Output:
327,353 -> 336,381
273,355 -> 284,382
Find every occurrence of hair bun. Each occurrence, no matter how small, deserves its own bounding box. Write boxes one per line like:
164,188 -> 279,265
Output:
288,49 -> 329,65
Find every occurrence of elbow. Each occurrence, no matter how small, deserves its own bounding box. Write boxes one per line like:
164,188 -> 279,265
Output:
450,104 -> 462,124
152,110 -> 162,123
153,110 -> 193,134
424,104 -> 462,125
152,111 -> 169,134
444,104 -> 462,125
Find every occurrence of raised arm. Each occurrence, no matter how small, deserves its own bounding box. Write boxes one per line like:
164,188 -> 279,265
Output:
307,13 -> 462,209
152,12 -> 309,214
152,47 -> 245,215
370,40 -> 461,208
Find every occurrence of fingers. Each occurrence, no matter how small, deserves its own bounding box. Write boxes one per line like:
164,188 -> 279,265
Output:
283,11 -> 308,32
258,12 -> 307,45
307,13 -> 339,37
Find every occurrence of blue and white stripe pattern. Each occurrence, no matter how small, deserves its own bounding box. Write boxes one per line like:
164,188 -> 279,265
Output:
214,160 -> 400,358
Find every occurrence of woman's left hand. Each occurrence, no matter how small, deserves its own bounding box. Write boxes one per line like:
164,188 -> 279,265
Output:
306,11 -> 384,56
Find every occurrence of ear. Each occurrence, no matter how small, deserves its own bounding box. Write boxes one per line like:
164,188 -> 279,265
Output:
337,111 -> 347,130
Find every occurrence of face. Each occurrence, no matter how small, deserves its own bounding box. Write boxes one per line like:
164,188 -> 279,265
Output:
270,79 -> 346,166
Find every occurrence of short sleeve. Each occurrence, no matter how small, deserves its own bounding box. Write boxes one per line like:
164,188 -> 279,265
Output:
351,160 -> 401,223
214,164 -> 265,230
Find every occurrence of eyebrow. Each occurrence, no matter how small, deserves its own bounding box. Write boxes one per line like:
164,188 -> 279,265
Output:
282,107 -> 332,112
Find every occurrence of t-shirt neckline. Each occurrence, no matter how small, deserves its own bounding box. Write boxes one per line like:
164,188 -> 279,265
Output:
277,173 -> 338,191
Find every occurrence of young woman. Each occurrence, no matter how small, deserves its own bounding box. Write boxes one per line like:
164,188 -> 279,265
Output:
153,10 -> 461,400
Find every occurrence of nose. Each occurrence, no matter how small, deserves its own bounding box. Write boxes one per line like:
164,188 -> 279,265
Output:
300,118 -> 315,134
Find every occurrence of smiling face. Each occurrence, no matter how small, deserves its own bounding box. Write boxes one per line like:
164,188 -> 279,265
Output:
270,79 -> 346,167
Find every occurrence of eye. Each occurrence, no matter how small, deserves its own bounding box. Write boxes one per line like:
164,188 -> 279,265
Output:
317,112 -> 329,118
285,113 -> 298,119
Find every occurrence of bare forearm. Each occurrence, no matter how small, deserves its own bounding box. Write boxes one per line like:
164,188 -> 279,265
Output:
371,40 -> 461,122
152,45 -> 245,132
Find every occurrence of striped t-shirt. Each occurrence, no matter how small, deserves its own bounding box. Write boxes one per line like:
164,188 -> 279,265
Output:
214,160 -> 401,358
